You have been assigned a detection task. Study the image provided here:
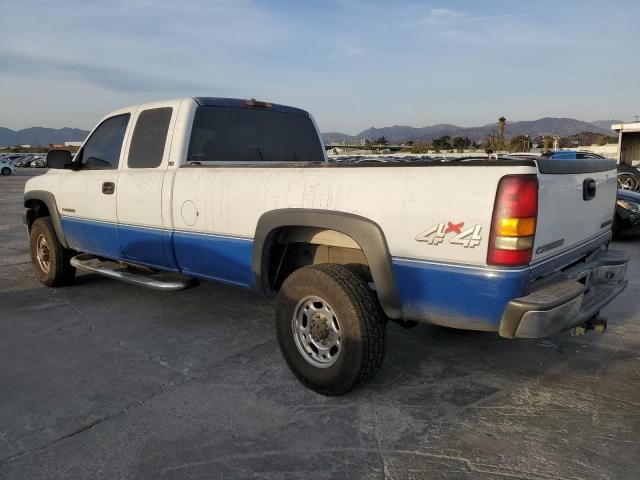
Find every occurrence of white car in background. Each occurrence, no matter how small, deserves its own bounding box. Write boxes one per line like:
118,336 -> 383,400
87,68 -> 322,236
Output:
1,158 -> 17,176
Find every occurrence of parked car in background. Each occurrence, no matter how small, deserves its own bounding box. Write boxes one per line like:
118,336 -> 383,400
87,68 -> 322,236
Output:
541,151 -> 604,160
30,158 -> 46,168
617,164 -> 640,192
506,152 -> 541,159
1,154 -> 26,166
12,155 -> 32,167
1,158 -> 16,175
614,189 -> 640,237
541,151 -> 640,192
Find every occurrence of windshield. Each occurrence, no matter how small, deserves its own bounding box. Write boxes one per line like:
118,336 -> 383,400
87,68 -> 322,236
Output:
187,106 -> 324,163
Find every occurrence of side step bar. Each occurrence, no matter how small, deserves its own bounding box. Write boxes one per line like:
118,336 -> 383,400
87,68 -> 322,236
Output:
70,254 -> 196,291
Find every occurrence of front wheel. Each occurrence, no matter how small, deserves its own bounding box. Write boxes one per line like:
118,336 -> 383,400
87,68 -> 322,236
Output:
275,264 -> 387,396
29,217 -> 76,286
1,167 -> 11,176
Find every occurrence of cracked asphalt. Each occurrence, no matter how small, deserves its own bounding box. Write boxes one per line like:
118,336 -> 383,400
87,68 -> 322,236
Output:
1,170 -> 640,479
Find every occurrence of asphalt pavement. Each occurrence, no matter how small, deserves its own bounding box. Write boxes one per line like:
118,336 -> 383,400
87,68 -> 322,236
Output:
1,169 -> 639,479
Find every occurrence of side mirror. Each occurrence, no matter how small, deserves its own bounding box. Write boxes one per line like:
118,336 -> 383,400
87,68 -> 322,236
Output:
46,150 -> 73,169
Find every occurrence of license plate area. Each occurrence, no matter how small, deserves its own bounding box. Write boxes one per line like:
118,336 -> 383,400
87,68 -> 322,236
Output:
591,263 -> 628,283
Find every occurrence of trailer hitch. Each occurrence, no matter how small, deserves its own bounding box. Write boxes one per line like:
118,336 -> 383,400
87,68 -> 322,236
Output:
570,316 -> 607,336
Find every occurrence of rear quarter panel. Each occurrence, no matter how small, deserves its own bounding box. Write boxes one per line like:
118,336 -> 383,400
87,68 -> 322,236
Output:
171,164 -> 538,266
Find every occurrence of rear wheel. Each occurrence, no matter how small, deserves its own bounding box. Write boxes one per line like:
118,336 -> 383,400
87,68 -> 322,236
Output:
1,167 -> 11,176
275,263 -> 386,396
29,217 -> 76,286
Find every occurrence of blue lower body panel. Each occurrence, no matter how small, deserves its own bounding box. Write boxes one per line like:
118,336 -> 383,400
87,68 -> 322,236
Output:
59,217 -> 254,288
118,223 -> 177,271
392,258 -> 531,331
60,217 -> 124,260
173,231 -> 254,288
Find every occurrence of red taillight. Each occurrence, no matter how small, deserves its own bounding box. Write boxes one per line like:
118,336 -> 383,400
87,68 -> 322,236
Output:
487,175 -> 538,266
243,98 -> 272,109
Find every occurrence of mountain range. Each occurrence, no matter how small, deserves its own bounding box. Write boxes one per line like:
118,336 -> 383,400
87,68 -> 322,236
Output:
323,118 -> 623,144
0,127 -> 89,147
0,118 -> 624,147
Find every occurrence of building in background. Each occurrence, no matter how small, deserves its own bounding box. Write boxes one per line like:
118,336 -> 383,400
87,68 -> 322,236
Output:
612,122 -> 640,166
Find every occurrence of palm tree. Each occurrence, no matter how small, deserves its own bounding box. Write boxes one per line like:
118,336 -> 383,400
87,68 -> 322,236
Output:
497,117 -> 507,152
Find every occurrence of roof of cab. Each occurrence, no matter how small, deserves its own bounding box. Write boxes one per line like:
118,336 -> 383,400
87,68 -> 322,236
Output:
103,97 -> 309,121
193,97 -> 309,116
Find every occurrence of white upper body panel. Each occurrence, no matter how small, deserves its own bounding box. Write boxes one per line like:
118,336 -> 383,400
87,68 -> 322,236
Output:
170,164 -> 537,265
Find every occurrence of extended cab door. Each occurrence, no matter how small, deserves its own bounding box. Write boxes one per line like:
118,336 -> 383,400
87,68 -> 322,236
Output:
116,101 -> 179,270
57,113 -> 131,259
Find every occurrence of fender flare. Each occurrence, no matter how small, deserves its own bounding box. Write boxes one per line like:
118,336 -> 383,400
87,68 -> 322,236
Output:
23,190 -> 69,248
253,208 -> 402,319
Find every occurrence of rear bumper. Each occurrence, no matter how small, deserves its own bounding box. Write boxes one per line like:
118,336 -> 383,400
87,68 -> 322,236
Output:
499,248 -> 628,339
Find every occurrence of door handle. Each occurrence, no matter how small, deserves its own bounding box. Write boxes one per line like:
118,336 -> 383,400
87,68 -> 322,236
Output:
102,182 -> 115,195
583,179 -> 596,200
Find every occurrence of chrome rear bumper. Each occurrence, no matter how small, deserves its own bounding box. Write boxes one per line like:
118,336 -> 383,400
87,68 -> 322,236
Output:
499,248 -> 628,339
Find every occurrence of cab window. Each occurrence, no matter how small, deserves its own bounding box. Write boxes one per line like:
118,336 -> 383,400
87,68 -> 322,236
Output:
128,108 -> 173,168
78,114 -> 130,170
187,106 -> 324,163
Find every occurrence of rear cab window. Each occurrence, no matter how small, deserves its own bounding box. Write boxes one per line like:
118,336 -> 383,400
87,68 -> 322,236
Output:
128,107 -> 173,168
187,105 -> 324,164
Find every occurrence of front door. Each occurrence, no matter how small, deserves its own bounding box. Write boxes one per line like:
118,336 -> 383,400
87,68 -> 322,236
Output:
57,113 -> 131,259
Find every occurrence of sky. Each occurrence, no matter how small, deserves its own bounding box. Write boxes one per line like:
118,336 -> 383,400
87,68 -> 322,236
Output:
1,0 -> 639,134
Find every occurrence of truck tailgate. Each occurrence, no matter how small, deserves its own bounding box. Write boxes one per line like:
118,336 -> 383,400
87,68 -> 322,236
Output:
532,158 -> 617,266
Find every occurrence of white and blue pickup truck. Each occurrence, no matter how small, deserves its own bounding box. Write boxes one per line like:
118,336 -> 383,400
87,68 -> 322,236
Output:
24,97 -> 629,395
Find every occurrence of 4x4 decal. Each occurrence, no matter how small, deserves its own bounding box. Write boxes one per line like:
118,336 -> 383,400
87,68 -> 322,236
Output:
416,221 -> 482,248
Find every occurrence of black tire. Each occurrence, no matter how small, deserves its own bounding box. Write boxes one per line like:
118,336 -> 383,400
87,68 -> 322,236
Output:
29,217 -> 76,287
1,167 -> 11,176
275,263 -> 386,396
617,166 -> 640,192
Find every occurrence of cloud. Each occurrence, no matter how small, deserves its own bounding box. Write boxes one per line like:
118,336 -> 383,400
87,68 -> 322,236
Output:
407,7 -> 522,26
0,49 -> 230,95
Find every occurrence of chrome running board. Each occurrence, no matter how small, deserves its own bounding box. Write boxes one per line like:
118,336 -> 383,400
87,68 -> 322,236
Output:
70,254 -> 196,291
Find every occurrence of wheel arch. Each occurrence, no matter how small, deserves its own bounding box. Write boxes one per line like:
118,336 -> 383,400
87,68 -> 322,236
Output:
253,208 -> 402,319
24,190 -> 69,248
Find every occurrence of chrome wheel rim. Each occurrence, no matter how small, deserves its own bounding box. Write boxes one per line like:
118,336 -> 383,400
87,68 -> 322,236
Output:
35,234 -> 51,273
292,295 -> 341,368
617,173 -> 639,191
